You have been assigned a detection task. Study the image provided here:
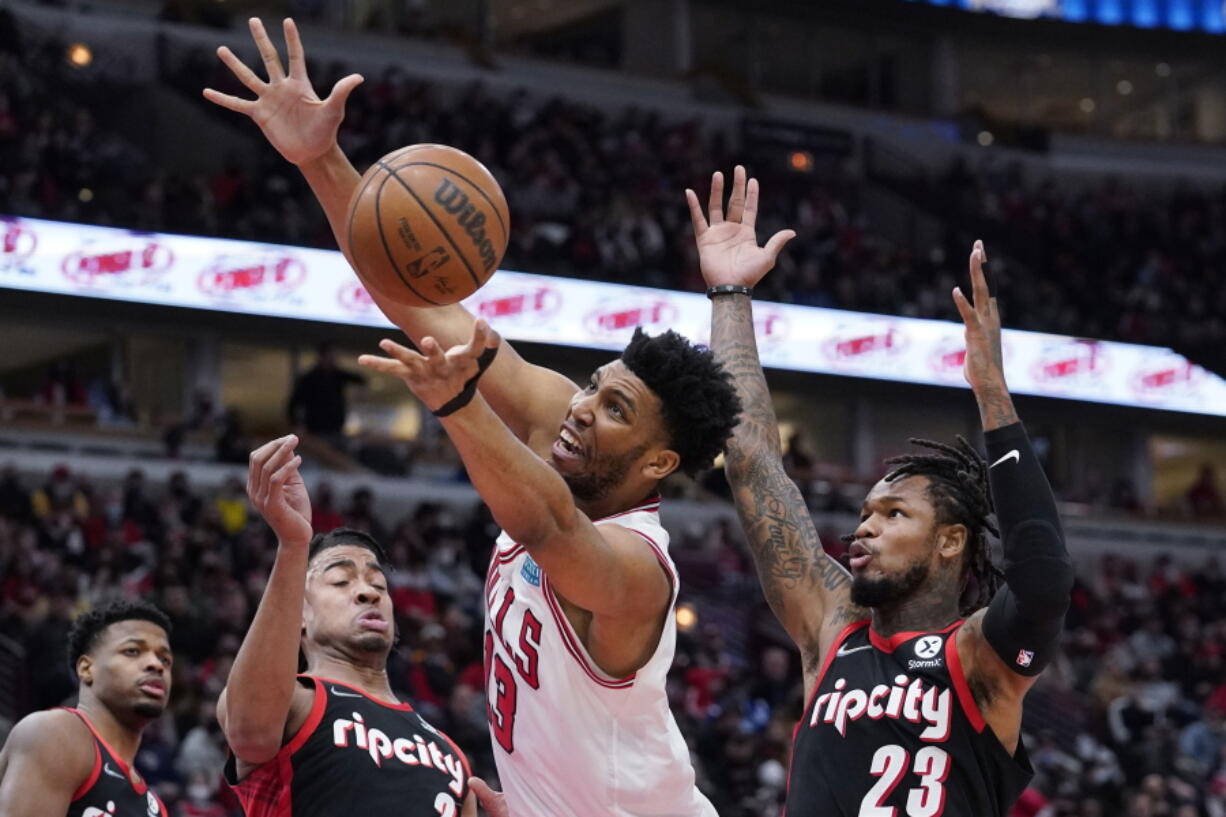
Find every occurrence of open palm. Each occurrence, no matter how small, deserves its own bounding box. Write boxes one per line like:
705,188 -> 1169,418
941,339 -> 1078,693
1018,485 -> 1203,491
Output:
203,18 -> 363,167
686,166 -> 795,289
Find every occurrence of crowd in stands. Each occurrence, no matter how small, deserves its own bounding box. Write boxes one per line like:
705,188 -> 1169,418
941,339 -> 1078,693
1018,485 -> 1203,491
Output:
2,461 -> 1225,816
3,7 -> 1226,372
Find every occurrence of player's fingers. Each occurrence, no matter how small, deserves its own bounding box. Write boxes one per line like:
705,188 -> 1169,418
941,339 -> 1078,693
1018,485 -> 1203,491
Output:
248,17 -> 286,81
952,286 -> 977,327
356,354 -> 412,380
466,319 -> 494,356
326,73 -> 364,108
989,296 -> 1000,327
256,439 -> 297,504
764,229 -> 797,262
726,165 -> 747,223
202,88 -> 256,115
468,777 -> 507,816
282,18 -> 308,80
743,177 -> 760,229
418,337 -> 448,366
684,189 -> 708,237
269,455 -> 302,491
707,171 -> 725,225
215,46 -> 265,93
969,240 -> 990,313
375,338 -> 426,365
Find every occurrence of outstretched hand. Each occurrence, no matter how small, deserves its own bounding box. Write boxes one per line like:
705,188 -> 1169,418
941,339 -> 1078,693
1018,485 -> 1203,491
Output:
247,435 -> 312,548
358,320 -> 501,414
952,240 -> 1006,392
686,165 -> 796,289
203,17 -> 363,167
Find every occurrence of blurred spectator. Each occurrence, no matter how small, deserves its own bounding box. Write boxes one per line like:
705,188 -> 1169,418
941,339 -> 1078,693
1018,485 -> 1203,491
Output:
1187,464 -> 1224,519
287,342 -> 366,449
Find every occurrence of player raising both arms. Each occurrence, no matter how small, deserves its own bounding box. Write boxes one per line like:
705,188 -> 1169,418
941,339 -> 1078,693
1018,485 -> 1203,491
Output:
690,167 -> 1073,816
0,600 -> 173,817
207,20 -> 743,817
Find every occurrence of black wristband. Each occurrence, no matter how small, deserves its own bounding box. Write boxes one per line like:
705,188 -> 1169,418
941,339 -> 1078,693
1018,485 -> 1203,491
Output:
432,344 -> 500,418
706,285 -> 752,300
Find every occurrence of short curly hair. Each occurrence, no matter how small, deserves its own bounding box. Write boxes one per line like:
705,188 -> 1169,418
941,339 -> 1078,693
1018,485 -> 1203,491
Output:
66,599 -> 173,674
620,328 -> 742,477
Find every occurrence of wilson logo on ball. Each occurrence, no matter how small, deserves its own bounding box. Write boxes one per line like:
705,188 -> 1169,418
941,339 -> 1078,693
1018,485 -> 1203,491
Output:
433,179 -> 498,273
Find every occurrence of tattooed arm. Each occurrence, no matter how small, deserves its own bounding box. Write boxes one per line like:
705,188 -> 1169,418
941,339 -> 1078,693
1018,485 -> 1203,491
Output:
688,168 -> 866,678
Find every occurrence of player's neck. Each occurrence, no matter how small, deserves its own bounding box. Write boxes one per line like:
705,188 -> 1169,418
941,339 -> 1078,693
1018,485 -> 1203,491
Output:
869,588 -> 961,639
306,655 -> 398,702
76,697 -> 145,764
578,486 -> 656,522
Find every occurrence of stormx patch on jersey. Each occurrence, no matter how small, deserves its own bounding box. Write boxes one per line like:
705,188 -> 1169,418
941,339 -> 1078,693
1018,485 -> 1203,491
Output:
520,555 -> 541,587
908,635 -> 945,670
1016,649 -> 1034,668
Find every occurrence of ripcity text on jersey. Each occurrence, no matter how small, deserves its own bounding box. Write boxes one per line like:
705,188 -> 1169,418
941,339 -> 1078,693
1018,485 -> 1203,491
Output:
225,675 -> 470,817
60,707 -> 166,817
785,619 -> 1033,817
484,495 -> 717,817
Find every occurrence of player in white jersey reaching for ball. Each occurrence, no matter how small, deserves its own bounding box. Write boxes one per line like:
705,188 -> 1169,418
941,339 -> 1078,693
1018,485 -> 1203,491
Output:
205,18 -> 752,817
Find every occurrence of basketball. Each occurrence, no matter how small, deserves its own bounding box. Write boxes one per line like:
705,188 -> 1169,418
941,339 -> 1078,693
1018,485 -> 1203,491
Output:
345,144 -> 510,307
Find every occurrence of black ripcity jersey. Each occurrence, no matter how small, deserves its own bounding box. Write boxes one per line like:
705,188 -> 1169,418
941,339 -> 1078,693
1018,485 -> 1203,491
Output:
60,708 -> 166,817
785,620 -> 1033,817
225,676 -> 471,817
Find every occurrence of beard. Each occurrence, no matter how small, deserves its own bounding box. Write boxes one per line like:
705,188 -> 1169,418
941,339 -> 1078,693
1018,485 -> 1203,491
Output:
850,558 -> 931,609
132,699 -> 166,719
563,443 -> 648,503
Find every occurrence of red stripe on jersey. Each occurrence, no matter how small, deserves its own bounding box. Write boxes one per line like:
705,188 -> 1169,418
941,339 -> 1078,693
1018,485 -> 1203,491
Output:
438,729 -> 473,796
61,707 -> 148,794
541,576 -> 635,689
868,619 -> 962,653
230,677 -> 328,817
627,528 -> 676,592
70,735 -> 101,802
496,545 -> 526,565
945,624 -> 987,733
313,677 -> 413,711
782,619 -> 870,817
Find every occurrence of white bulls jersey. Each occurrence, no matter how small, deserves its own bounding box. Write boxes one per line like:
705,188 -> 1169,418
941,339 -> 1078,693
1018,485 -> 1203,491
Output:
483,496 -> 716,817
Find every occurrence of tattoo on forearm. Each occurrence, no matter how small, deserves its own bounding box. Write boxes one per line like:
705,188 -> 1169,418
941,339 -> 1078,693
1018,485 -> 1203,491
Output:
977,385 -> 1019,431
712,296 -> 865,648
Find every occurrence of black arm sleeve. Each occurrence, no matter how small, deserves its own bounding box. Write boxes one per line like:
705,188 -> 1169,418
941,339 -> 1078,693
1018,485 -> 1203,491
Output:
981,421 -> 1074,677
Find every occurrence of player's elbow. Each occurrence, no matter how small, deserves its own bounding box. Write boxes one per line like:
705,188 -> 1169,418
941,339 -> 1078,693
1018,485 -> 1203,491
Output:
223,722 -> 283,766
507,498 -> 580,552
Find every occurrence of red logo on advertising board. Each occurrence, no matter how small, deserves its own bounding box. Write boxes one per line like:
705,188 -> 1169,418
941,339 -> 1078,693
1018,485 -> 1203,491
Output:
822,325 -> 906,365
929,337 -> 968,380
753,310 -> 788,344
1031,340 -> 1105,384
198,254 -> 306,299
585,298 -> 677,338
338,281 -> 377,314
62,240 -> 173,287
0,220 -> 36,267
473,286 -> 561,324
1132,358 -> 1203,403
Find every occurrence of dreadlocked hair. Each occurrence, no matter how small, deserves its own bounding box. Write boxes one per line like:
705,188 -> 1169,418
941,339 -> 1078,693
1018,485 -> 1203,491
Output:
881,436 -> 1005,615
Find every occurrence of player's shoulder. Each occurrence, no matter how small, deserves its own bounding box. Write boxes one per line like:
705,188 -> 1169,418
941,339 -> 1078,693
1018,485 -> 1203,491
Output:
4,710 -> 94,770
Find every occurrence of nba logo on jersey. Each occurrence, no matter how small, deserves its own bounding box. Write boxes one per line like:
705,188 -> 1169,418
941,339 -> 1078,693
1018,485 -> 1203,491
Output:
520,555 -> 541,587
1016,649 -> 1034,668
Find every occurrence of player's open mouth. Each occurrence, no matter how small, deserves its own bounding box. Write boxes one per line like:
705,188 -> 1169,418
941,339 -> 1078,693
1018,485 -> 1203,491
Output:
358,612 -> 389,632
552,423 -> 585,461
138,678 -> 167,698
848,541 -> 873,570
